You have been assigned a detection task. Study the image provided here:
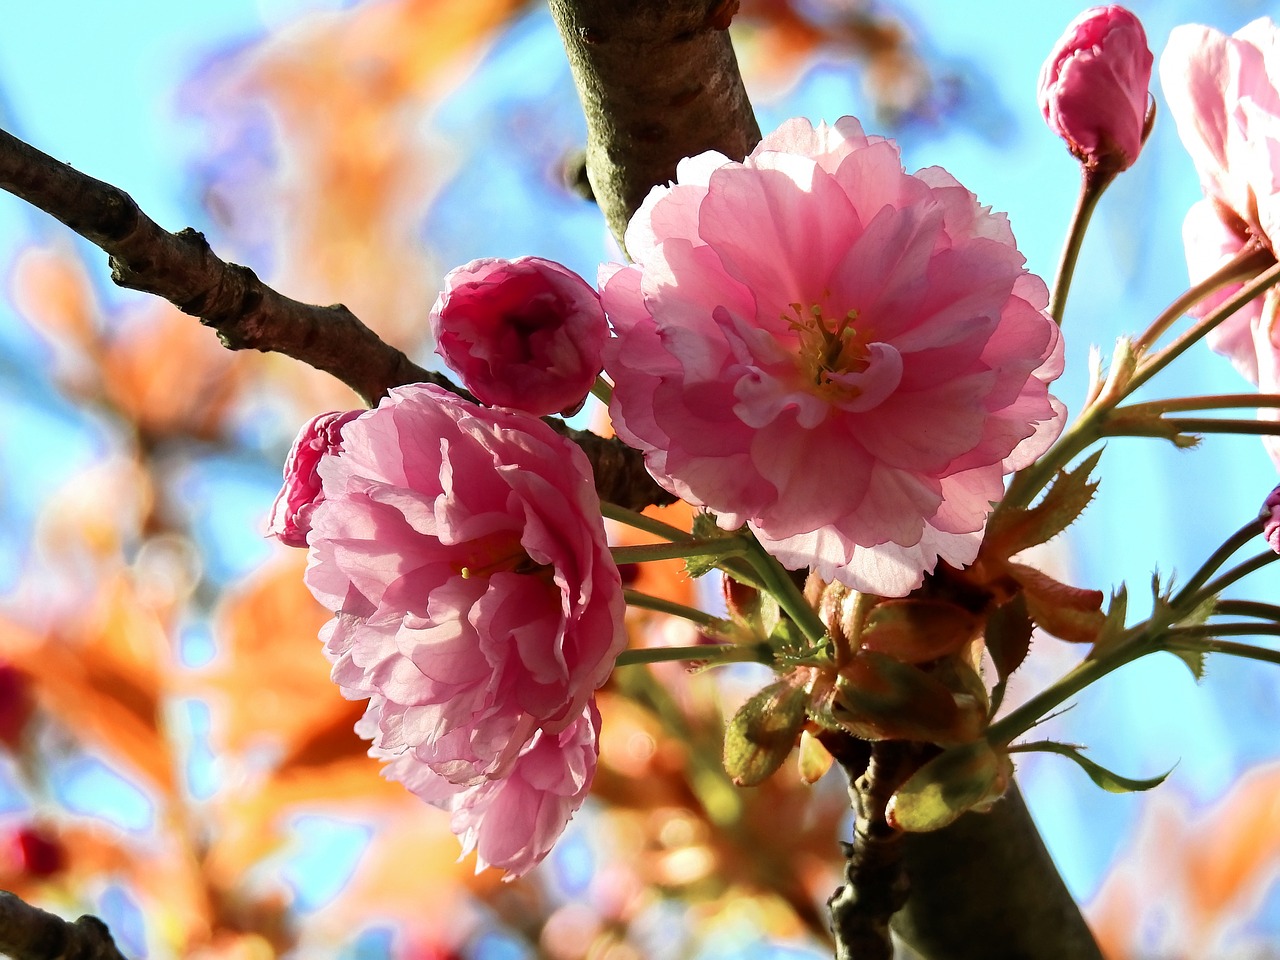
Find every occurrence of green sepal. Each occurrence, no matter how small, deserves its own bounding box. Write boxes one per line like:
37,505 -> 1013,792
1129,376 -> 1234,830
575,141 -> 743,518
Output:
985,593 -> 1034,683
722,673 -> 810,787
886,740 -> 1011,832
1020,740 -> 1173,793
986,449 -> 1102,557
859,599 -> 979,664
1087,585 -> 1129,660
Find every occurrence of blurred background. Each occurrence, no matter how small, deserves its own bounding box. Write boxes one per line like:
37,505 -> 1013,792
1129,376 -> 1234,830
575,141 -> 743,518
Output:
1,1 -> 1280,957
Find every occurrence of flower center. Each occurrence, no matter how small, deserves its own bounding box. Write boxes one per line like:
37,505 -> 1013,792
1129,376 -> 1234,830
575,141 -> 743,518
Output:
453,533 -> 551,581
785,302 -> 873,397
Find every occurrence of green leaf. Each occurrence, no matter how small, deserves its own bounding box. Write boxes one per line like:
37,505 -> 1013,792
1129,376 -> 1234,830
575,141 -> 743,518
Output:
1022,740 -> 1173,793
986,449 -> 1102,557
887,740 -> 1009,832
722,674 -> 810,787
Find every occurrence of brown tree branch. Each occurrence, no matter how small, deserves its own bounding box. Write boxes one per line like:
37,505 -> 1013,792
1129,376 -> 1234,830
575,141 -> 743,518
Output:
0,127 -> 432,408
549,0 -> 761,246
893,782 -> 1103,960
0,891 -> 132,960
0,125 -> 672,512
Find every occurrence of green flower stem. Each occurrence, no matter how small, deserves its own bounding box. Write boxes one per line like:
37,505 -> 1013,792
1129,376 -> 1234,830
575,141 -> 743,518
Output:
1115,393 -> 1280,415
1132,243 -> 1276,354
1165,623 -> 1280,639
1002,404 -> 1109,512
986,639 -> 1149,747
741,536 -> 827,646
1130,259 -> 1280,395
1049,168 -> 1112,327
599,501 -> 767,590
1158,417 -> 1280,436
1172,517 -> 1266,607
600,500 -> 693,541
611,536 -> 749,565
1005,256 -> 1280,514
1212,598 -> 1280,621
590,375 -> 614,406
1164,635 -> 1280,667
614,641 -> 770,667
1182,550 -> 1280,611
622,587 -> 733,631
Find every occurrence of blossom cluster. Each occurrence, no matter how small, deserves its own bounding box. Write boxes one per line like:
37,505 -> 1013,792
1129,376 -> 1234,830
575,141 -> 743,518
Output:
268,3 -> 1280,880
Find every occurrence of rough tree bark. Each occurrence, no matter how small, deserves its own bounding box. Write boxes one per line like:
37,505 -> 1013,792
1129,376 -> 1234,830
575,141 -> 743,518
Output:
549,0 -> 761,245
0,892 -> 131,960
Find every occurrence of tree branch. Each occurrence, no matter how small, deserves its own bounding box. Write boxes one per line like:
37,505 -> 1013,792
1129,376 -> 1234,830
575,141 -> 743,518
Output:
0,891 -> 132,960
549,0 -> 762,245
0,125 -> 674,512
0,126 -> 431,408
892,781 -> 1103,960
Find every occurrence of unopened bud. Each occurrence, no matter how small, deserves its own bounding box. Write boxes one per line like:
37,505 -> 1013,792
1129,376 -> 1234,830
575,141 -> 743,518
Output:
1039,5 -> 1154,172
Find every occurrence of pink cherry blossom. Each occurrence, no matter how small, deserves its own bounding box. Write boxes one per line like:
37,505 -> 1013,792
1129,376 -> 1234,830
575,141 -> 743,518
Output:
305,383 -> 625,875
379,702 -> 600,877
602,117 -> 1065,597
1163,19 -> 1280,464
1161,19 -> 1280,253
267,409 -> 362,547
1039,6 -> 1154,172
430,256 -> 608,417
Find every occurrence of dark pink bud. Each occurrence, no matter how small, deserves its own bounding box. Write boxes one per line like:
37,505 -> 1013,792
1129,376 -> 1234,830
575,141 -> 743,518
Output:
267,409 -> 362,548
1039,5 -> 1153,171
7,826 -> 65,878
0,664 -> 33,750
1263,484 -> 1280,554
430,256 -> 607,417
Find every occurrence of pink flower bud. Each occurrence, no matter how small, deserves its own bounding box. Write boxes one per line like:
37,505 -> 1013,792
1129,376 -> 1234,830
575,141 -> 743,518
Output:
267,409 -> 362,548
1263,484 -> 1280,554
1039,5 -> 1153,171
430,256 -> 607,417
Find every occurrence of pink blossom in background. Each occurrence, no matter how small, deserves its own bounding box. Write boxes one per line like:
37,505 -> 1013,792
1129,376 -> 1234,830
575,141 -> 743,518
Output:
1263,484 -> 1280,554
304,383 -> 625,876
267,409 -> 362,547
1161,18 -> 1280,253
1163,19 -> 1280,465
1039,5 -> 1153,171
431,256 -> 608,417
602,117 -> 1065,597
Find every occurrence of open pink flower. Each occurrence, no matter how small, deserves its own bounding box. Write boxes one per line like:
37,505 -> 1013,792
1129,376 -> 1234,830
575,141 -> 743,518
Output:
305,383 -> 625,876
1161,19 -> 1280,252
267,409 -> 362,547
381,702 -> 600,876
602,117 -> 1065,597
1039,6 -> 1153,172
431,256 -> 607,417
1163,19 -> 1280,463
